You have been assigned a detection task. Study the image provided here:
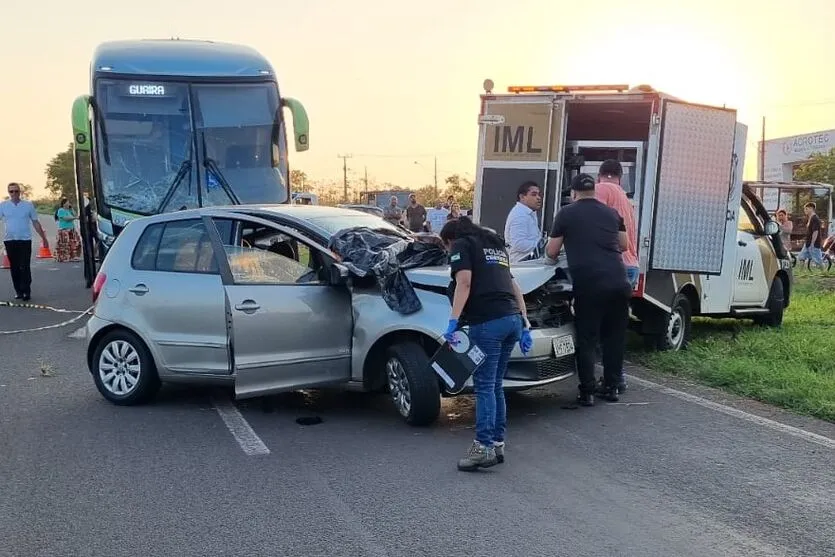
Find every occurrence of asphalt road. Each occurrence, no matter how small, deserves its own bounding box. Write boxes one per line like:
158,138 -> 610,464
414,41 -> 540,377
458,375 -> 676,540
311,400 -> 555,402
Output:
1,216 -> 835,557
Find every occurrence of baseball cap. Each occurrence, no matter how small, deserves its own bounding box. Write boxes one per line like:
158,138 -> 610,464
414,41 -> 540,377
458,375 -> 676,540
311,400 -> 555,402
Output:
570,173 -> 596,191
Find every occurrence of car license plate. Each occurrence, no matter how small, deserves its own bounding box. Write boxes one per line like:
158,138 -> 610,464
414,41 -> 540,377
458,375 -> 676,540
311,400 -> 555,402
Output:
552,335 -> 575,357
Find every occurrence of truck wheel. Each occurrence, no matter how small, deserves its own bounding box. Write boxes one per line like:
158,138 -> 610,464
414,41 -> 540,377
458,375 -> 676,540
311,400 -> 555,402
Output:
385,341 -> 441,427
645,294 -> 692,352
754,277 -> 785,327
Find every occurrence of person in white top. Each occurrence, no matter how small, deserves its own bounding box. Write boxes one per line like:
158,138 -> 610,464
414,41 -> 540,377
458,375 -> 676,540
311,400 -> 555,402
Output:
426,199 -> 450,233
1,182 -> 50,300
503,181 -> 543,262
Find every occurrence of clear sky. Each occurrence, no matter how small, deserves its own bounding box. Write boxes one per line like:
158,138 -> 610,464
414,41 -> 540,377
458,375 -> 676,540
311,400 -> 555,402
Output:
2,0 -> 835,197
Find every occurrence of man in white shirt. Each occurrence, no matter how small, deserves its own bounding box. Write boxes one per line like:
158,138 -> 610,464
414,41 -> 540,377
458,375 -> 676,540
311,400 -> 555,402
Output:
1,182 -> 50,301
504,181 -> 543,262
426,199 -> 450,233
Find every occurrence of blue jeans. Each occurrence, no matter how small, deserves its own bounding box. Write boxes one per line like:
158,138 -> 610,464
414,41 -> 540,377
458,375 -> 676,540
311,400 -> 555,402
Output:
467,313 -> 523,446
798,245 -> 824,267
626,266 -> 639,289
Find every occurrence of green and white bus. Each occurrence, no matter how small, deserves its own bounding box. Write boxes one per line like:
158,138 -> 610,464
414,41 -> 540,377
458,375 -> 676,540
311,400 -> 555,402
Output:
71,38 -> 310,287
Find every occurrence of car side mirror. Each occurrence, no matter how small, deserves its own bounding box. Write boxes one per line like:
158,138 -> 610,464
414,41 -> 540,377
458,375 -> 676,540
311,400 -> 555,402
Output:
764,220 -> 780,236
329,262 -> 350,285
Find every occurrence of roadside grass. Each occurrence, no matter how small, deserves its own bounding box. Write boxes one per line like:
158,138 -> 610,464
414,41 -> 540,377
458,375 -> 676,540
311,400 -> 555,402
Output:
628,270 -> 835,422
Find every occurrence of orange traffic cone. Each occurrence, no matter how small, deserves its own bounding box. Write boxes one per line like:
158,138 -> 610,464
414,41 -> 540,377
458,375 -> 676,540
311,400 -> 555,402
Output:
1,252 -> 9,269
37,245 -> 53,259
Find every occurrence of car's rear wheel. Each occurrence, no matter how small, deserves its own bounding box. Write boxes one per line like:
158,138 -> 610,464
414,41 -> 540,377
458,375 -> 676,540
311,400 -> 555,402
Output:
91,329 -> 160,405
385,341 -> 440,426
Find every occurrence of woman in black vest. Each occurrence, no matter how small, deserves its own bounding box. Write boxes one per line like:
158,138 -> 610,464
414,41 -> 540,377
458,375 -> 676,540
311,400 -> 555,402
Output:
439,217 -> 533,471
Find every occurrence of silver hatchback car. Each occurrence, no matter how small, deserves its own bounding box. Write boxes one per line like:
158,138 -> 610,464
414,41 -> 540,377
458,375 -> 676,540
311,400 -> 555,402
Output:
85,205 -> 577,426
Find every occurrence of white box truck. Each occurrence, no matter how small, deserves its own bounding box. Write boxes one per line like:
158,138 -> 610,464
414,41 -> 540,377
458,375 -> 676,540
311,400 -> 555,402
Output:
472,81 -> 793,350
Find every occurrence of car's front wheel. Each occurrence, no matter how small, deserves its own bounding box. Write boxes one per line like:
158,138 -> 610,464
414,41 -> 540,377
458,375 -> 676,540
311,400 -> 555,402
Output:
385,341 -> 440,426
91,329 -> 160,405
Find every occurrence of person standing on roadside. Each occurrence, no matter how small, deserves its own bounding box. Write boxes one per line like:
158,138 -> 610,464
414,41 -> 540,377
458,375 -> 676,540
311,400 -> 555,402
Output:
426,199 -> 449,233
383,196 -> 403,227
545,174 -> 630,406
799,202 -> 824,269
776,209 -> 793,252
54,197 -> 82,263
405,193 -> 427,232
440,216 -> 533,472
0,182 -> 50,301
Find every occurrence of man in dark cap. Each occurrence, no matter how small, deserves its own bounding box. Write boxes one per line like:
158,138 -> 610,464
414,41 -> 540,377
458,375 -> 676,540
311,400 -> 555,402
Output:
545,173 -> 631,406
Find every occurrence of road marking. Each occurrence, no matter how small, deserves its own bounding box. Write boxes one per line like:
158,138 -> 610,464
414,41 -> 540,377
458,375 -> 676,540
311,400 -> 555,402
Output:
69,326 -> 86,339
628,375 -> 835,450
212,398 -> 271,456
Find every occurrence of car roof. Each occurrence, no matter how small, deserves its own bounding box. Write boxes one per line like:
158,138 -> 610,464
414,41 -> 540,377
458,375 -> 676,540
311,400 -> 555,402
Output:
133,204 -> 386,228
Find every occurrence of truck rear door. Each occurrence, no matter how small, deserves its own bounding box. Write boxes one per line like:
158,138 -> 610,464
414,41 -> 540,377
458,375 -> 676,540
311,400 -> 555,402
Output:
474,95 -> 567,236
649,100 -> 741,275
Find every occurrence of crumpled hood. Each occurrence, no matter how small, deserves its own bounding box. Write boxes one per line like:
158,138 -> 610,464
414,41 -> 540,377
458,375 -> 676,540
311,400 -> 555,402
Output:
404,258 -> 571,295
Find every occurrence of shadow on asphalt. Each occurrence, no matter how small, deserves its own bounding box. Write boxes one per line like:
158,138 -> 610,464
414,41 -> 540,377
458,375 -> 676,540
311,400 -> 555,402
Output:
137,381 -> 586,431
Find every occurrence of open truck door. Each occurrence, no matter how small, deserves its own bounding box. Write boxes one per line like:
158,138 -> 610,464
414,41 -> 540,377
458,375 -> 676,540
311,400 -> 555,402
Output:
474,92 -> 567,236
648,100 -> 740,276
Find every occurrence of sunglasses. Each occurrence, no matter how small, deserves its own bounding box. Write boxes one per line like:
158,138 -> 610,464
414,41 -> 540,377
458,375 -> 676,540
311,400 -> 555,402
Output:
8,190 -> 20,194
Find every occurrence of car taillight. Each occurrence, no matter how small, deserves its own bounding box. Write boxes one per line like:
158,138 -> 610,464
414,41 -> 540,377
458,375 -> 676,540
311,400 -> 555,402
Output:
92,272 -> 107,303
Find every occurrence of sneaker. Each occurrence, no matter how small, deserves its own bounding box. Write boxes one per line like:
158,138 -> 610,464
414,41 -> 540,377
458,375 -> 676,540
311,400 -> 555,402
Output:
457,441 -> 498,471
493,441 -> 505,464
594,383 -> 620,402
576,392 -> 594,406
598,376 -> 627,394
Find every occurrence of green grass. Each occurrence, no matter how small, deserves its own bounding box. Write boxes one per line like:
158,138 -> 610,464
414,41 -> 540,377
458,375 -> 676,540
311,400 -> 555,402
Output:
629,271 -> 835,422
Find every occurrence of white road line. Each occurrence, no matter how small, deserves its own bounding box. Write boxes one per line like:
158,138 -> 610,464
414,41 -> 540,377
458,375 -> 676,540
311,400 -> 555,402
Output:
211,398 -> 271,456
628,375 -> 835,450
68,326 -> 86,339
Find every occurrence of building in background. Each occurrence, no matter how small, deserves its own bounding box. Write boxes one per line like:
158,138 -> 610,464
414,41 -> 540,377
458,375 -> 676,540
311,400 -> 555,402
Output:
759,128 -> 835,182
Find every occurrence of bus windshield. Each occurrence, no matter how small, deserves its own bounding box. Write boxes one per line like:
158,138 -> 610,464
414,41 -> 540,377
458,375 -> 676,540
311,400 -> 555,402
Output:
94,79 -> 288,216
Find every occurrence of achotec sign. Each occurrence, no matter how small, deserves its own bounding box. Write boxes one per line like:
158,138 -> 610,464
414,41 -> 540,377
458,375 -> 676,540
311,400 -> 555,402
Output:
781,133 -> 831,156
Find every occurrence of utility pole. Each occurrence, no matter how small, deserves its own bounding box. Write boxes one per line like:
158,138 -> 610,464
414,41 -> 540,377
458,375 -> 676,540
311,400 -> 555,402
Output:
433,156 -> 438,199
337,154 -> 352,202
759,117 -> 766,182
364,166 -> 369,202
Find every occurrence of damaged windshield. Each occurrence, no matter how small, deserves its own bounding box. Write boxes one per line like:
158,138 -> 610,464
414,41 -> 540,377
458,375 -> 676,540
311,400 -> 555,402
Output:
95,79 -> 196,214
194,83 -> 287,207
94,79 -> 289,215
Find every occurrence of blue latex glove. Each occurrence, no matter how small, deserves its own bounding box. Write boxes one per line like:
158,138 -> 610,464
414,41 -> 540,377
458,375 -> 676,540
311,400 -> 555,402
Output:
444,319 -> 459,345
520,329 -> 533,355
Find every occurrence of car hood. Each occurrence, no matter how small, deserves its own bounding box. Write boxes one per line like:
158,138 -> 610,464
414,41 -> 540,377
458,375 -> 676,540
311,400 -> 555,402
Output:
404,258 -> 570,295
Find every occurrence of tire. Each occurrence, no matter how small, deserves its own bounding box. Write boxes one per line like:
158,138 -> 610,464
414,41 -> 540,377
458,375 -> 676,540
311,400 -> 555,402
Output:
91,329 -> 161,405
646,294 -> 692,352
384,341 -> 441,427
754,277 -> 785,327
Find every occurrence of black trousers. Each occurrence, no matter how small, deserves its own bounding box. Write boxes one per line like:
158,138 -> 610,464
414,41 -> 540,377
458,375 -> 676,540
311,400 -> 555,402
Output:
573,288 -> 630,394
4,240 -> 33,297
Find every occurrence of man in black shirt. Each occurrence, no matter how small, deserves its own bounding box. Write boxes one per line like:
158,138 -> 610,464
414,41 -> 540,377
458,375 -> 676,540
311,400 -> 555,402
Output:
799,202 -> 824,269
545,173 -> 630,405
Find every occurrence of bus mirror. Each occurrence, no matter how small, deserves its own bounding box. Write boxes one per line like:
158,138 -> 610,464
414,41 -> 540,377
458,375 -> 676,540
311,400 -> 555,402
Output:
764,220 -> 780,236
281,97 -> 309,152
72,95 -> 92,153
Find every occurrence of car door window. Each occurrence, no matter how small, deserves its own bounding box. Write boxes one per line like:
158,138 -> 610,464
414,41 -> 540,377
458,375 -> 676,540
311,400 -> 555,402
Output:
212,218 -> 325,285
131,219 -> 218,274
738,202 -> 761,235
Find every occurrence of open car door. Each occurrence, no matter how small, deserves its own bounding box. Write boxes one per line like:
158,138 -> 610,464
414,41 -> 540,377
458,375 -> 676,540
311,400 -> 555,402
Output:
649,100 -> 741,275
